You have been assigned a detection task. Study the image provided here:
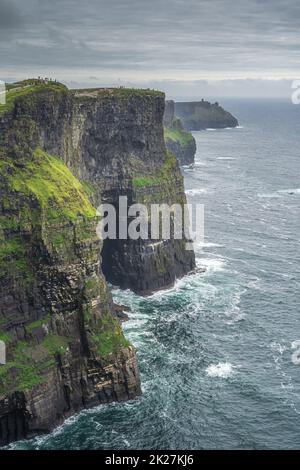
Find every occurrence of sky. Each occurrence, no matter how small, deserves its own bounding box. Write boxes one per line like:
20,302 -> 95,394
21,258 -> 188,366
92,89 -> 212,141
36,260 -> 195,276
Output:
0,0 -> 300,98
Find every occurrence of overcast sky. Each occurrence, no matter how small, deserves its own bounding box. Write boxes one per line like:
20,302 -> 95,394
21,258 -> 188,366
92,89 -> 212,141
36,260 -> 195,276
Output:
1,0 -> 299,97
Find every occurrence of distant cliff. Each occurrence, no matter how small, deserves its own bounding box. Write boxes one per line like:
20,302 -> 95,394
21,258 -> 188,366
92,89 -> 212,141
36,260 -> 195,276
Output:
0,80 -> 195,445
175,100 -> 238,130
163,100 -> 196,165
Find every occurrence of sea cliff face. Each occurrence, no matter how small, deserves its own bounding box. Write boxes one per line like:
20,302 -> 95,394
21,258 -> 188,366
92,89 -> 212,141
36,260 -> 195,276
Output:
175,100 -> 239,130
0,81 -> 195,445
163,100 -> 196,165
2,85 -> 195,293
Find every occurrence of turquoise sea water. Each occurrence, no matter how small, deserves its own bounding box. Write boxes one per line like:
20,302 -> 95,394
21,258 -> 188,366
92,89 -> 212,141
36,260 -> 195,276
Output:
9,99 -> 300,450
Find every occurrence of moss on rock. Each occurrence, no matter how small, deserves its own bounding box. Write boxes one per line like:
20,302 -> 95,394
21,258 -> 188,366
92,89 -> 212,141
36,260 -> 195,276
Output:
0,80 -> 67,115
91,313 -> 130,358
164,126 -> 195,149
0,338 -> 60,396
132,150 -> 178,188
4,148 -> 96,222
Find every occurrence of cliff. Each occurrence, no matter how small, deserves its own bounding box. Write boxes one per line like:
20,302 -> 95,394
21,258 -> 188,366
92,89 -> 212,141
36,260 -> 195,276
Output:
163,100 -> 196,165
0,80 -> 195,445
175,100 -> 239,130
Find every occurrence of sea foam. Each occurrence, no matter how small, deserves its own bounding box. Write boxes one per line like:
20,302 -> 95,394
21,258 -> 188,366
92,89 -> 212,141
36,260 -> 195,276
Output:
199,257 -> 226,272
216,157 -> 236,161
258,188 -> 300,198
205,362 -> 234,378
186,188 -> 207,196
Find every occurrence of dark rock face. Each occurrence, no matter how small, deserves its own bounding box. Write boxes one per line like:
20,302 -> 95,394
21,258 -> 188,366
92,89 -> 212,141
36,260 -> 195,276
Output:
0,141 -> 141,445
0,83 -> 195,445
163,100 -> 196,165
175,100 -> 239,130
6,88 -> 195,294
163,99 -> 177,128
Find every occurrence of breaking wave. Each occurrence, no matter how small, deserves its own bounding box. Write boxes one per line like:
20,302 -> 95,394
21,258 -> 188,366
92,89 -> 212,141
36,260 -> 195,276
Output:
205,362 -> 235,378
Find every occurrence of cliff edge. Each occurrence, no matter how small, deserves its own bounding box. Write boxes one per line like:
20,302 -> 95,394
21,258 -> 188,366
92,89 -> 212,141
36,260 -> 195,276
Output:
175,100 -> 239,130
0,80 -> 195,445
163,100 -> 196,165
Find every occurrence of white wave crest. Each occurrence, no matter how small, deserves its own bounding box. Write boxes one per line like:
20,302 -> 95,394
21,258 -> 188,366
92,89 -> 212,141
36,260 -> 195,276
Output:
258,193 -> 281,199
278,188 -> 300,195
217,157 -> 236,161
196,241 -> 224,248
270,342 -> 287,355
206,362 -> 234,378
186,188 -> 207,196
199,257 -> 226,272
181,164 -> 193,169
258,188 -> 300,198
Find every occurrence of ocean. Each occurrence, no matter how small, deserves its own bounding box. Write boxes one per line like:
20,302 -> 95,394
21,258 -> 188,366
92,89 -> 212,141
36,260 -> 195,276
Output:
9,98 -> 300,450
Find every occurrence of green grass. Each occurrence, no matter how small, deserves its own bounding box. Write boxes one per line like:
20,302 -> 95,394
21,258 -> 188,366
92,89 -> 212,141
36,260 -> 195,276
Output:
132,151 -> 178,188
92,329 -> 130,357
26,314 -> 51,332
0,235 -> 31,280
42,334 -> 68,355
164,127 -> 194,148
0,330 -> 11,343
0,340 -> 55,395
0,148 -> 97,279
3,148 -> 96,222
72,87 -> 164,99
0,80 -> 163,115
0,80 -> 67,114
91,314 -> 130,357
0,361 -> 47,394
0,236 -> 25,260
84,277 -> 101,294
51,232 -> 67,248
81,180 -> 96,198
132,176 -> 155,188
0,333 -> 68,396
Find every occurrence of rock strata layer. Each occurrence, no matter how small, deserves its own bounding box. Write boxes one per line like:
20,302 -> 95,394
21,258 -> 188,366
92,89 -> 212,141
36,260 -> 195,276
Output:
0,80 -> 195,445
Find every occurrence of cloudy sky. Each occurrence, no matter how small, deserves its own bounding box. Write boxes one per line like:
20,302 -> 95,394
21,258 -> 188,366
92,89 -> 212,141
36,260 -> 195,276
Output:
1,0 -> 299,97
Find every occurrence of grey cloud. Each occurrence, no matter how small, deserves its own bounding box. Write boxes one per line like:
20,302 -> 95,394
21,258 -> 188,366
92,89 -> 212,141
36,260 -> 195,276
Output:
0,0 -> 300,96
0,0 -> 21,29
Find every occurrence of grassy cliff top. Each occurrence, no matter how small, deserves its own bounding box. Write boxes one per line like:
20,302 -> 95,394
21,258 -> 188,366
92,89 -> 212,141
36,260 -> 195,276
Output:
0,79 -> 164,115
72,87 -> 165,99
0,79 -> 67,114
